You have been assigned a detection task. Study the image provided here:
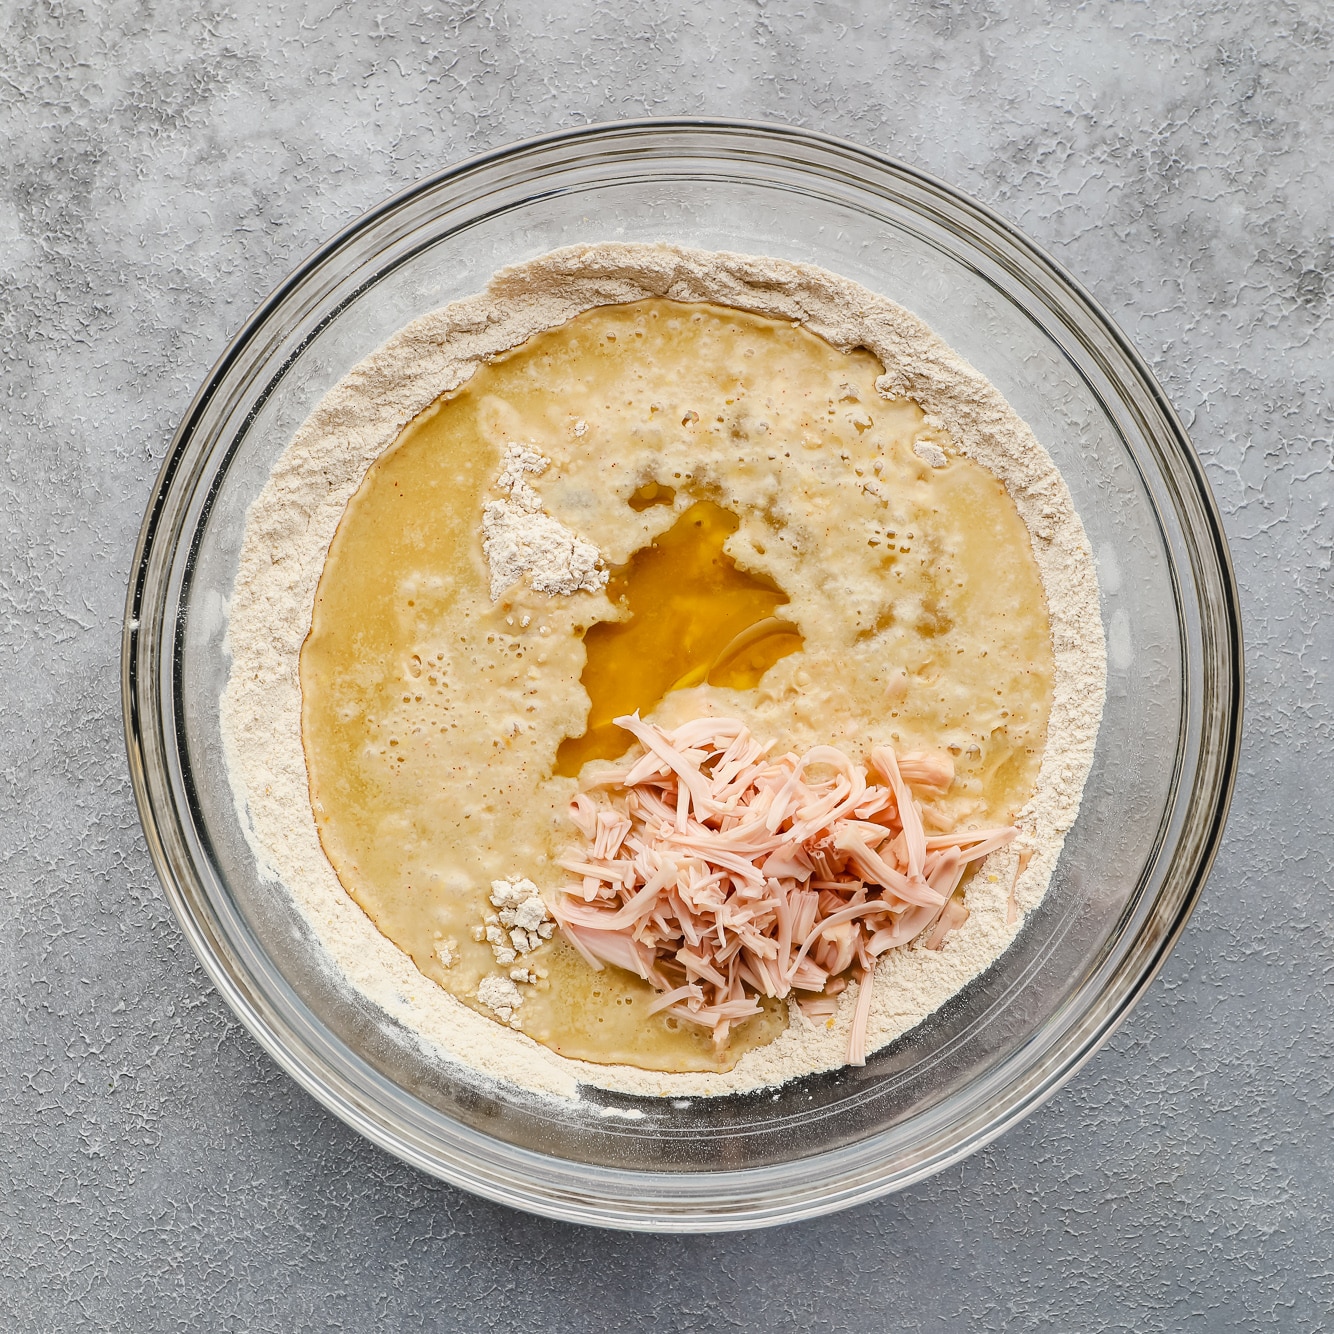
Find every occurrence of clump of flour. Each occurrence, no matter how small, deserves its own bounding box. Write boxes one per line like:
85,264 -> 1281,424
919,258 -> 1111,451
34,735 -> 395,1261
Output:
482,444 -> 606,601
219,242 -> 1105,1103
477,975 -> 524,1027
483,876 -> 554,966
913,440 -> 949,468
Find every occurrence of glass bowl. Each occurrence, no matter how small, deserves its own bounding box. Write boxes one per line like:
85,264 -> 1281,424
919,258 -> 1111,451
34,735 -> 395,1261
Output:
123,119 -> 1241,1231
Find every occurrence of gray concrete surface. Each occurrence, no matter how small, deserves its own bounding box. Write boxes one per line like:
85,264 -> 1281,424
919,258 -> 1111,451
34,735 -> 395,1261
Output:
1,1 -> 1330,1329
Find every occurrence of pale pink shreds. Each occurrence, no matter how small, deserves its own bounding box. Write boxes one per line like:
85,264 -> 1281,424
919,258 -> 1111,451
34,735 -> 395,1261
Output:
548,715 -> 1018,1066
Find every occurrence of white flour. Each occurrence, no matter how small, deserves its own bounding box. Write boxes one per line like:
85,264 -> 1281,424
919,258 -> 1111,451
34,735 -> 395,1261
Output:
481,444 -> 607,601
219,243 -> 1106,1102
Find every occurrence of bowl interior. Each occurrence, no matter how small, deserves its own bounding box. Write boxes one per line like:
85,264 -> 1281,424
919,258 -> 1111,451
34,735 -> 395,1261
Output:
129,122 -> 1237,1229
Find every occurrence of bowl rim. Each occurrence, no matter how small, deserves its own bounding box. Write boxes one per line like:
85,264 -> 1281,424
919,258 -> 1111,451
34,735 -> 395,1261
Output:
123,115 -> 1243,1231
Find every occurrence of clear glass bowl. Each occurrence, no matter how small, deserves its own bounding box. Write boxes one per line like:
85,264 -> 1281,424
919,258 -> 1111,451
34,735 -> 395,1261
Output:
123,120 -> 1241,1231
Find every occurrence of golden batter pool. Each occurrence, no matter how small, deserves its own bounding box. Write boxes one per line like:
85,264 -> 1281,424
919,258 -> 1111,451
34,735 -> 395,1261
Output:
298,297 -> 1055,1073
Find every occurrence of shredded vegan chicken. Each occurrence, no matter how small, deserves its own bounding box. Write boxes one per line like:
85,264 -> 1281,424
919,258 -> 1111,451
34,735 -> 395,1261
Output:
549,715 -> 1018,1065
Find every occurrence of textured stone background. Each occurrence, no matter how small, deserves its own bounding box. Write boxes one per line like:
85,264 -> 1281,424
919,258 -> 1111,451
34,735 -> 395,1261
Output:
1,1 -> 1330,1329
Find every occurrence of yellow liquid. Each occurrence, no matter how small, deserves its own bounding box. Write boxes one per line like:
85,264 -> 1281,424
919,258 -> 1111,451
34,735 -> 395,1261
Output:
300,298 -> 1055,1073
556,499 -> 803,775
